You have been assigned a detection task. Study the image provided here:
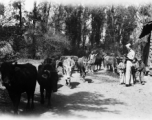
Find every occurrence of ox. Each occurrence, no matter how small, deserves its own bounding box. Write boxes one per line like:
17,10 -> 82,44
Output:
56,56 -> 71,74
94,53 -> 104,71
62,57 -> 75,88
104,55 -> 117,73
77,56 -> 89,81
37,60 -> 58,106
88,52 -> 97,73
0,62 -> 37,114
132,58 -> 146,85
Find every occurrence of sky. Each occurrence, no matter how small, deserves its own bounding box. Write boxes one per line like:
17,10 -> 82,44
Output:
0,0 -> 152,11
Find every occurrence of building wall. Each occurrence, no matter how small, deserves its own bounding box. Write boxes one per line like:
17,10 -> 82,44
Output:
143,34 -> 150,66
148,32 -> 152,67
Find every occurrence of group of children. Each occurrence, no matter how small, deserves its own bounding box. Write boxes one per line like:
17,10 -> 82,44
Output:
117,56 -> 146,85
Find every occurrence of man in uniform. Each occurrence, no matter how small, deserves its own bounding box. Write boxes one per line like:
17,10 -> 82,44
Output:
125,43 -> 135,87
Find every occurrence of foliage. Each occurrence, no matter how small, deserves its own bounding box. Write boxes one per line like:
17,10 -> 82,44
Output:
0,1 -> 152,59
90,6 -> 106,47
0,3 -> 4,15
105,5 -> 137,55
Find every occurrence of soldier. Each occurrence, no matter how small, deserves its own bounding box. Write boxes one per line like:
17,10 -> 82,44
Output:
125,43 -> 135,87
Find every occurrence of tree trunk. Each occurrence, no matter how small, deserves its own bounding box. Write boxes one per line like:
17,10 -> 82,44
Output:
32,35 -> 36,59
19,4 -> 22,31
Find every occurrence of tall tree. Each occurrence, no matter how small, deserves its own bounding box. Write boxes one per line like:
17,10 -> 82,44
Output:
0,3 -> 4,16
81,6 -> 91,48
104,5 -> 137,55
64,5 -> 83,54
12,0 -> 24,30
90,6 -> 106,48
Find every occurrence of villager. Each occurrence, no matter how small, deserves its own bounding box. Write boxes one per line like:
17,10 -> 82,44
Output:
125,43 -> 135,87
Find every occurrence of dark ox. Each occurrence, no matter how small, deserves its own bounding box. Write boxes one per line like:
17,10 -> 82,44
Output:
63,57 -> 75,87
104,55 -> 117,73
0,62 -> 37,114
37,62 -> 58,106
77,56 -> 89,81
94,53 -> 104,71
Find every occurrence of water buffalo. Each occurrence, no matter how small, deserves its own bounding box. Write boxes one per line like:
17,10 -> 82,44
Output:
37,61 -> 58,106
0,62 -> 37,114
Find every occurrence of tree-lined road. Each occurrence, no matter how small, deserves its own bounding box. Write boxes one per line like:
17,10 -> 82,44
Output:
0,59 -> 150,120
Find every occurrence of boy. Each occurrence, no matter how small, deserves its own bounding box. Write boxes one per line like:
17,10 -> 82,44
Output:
117,57 -> 126,84
137,58 -> 145,85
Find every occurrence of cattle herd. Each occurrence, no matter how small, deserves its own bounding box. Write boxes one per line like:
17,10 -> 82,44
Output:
0,51 -> 149,114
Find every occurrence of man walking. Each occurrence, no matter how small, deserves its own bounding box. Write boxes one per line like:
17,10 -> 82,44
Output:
125,43 -> 135,87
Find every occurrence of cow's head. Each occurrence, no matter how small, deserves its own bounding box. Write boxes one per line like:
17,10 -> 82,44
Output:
38,63 -> 58,92
38,64 -> 52,79
63,58 -> 75,79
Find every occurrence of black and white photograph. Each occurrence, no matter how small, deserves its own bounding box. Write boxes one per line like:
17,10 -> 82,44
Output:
0,0 -> 152,120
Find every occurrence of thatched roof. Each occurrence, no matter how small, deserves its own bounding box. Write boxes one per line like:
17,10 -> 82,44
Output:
134,34 -> 149,47
139,21 -> 152,39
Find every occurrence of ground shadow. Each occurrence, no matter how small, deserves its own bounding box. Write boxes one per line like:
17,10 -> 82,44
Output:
94,69 -> 104,72
95,71 -> 119,78
86,71 -> 119,84
85,78 -> 93,83
58,84 -> 63,89
47,92 -> 125,118
70,82 -> 80,89
0,91 -> 126,118
135,80 -> 146,85
23,91 -> 126,117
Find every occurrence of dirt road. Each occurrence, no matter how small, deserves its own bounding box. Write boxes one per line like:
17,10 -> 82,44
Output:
1,59 -> 152,120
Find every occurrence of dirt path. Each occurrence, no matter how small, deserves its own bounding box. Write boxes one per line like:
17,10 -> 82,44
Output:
1,60 -> 152,120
